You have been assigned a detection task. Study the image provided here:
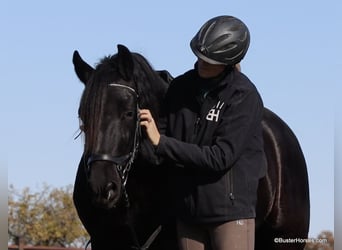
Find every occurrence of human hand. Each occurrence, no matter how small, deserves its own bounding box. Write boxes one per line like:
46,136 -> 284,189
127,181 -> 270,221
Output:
139,109 -> 160,146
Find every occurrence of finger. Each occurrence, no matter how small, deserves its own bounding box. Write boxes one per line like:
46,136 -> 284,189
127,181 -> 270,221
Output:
139,109 -> 151,116
140,120 -> 149,127
140,112 -> 153,123
140,114 -> 151,122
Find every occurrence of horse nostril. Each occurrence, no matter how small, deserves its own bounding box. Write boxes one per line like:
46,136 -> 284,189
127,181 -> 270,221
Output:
106,182 -> 118,201
107,189 -> 114,201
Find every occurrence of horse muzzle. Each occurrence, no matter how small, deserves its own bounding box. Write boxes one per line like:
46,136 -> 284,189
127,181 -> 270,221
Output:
86,156 -> 126,209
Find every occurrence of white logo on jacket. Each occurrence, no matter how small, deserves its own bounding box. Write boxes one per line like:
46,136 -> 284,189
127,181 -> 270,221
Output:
206,101 -> 225,122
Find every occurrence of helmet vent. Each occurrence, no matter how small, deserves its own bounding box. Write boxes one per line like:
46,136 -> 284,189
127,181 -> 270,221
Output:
214,43 -> 238,54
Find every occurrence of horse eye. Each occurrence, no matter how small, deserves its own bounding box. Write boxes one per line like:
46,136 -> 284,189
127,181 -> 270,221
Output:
125,111 -> 134,118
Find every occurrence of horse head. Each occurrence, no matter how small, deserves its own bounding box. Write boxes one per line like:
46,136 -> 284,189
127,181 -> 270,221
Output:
73,44 -> 169,210
73,45 -> 144,209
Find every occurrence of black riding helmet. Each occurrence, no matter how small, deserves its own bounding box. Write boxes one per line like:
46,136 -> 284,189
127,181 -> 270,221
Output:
190,15 -> 250,66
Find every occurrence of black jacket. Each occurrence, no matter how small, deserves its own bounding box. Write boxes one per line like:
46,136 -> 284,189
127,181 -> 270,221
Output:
155,67 -> 267,224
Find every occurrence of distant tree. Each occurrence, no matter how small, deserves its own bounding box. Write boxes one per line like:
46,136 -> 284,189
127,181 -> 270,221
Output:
8,184 -> 88,247
305,230 -> 334,250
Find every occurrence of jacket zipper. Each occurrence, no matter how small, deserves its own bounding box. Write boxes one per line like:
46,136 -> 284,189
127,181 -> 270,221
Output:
228,169 -> 235,205
194,117 -> 201,135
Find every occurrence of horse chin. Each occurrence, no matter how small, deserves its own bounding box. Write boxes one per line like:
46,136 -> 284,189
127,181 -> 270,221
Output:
87,162 -> 123,209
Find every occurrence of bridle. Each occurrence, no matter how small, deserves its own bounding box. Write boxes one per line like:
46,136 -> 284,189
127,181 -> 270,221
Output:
86,83 -> 141,207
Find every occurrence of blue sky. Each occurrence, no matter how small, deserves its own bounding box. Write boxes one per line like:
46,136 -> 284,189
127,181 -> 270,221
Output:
2,0 -> 339,239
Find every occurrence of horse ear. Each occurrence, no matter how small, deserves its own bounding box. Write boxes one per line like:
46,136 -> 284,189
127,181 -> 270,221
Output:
156,70 -> 174,84
72,50 -> 94,85
117,44 -> 134,81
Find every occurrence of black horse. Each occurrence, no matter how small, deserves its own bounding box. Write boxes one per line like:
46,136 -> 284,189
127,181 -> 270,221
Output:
256,109 -> 310,250
72,44 -> 310,250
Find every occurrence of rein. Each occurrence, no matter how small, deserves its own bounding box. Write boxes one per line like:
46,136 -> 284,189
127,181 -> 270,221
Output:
85,225 -> 162,250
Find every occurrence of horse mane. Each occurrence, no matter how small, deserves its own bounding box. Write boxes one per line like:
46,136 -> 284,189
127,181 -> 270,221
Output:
78,50 -> 168,154
130,52 -> 169,116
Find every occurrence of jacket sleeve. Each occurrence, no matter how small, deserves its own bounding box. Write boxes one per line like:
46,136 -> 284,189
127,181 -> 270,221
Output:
155,89 -> 264,172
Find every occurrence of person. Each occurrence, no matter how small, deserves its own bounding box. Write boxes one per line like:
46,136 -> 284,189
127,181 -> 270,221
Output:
140,15 -> 267,250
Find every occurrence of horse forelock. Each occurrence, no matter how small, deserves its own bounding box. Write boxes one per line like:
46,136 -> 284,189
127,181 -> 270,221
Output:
79,74 -> 108,154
